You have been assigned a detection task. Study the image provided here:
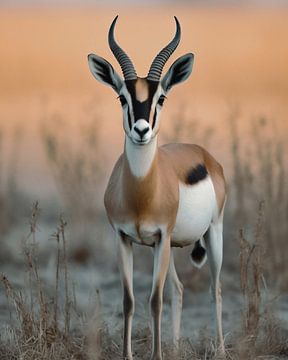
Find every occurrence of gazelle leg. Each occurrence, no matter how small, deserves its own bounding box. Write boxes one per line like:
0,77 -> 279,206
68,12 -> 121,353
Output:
204,222 -> 225,354
168,250 -> 183,348
118,233 -> 134,360
150,235 -> 171,360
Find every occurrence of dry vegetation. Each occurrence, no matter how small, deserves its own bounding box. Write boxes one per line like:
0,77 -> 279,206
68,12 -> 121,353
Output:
1,199 -> 287,359
0,126 -> 27,236
0,108 -> 288,359
42,113 -> 103,222
229,109 -> 288,290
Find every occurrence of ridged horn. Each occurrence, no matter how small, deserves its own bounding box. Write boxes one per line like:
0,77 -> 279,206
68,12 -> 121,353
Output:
147,16 -> 181,82
108,15 -> 137,81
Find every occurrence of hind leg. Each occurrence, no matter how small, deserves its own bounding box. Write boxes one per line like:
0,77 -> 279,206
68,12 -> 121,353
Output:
204,220 -> 224,354
168,250 -> 183,348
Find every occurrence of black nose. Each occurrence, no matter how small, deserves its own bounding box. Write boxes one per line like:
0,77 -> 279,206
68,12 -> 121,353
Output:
134,126 -> 149,139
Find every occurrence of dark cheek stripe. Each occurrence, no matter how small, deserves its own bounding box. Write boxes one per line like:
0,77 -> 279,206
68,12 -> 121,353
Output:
127,108 -> 132,130
152,109 -> 157,129
185,164 -> 208,185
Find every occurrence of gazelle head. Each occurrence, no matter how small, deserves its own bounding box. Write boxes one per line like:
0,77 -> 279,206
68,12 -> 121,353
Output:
88,16 -> 194,145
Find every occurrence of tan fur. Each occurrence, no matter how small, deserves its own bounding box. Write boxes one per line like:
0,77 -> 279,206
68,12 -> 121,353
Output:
104,143 -> 226,238
104,150 -> 178,235
135,78 -> 149,102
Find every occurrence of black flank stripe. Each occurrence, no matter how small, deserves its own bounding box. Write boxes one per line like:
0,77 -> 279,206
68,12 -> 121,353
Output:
186,164 -> 208,185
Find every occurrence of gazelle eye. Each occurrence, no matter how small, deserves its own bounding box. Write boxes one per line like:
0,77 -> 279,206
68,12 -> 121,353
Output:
157,95 -> 166,106
118,95 -> 127,107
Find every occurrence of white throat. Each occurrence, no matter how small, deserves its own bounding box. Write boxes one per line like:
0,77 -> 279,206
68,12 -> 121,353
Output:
125,136 -> 158,178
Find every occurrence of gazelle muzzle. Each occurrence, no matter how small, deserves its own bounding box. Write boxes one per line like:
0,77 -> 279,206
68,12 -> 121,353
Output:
131,119 -> 152,144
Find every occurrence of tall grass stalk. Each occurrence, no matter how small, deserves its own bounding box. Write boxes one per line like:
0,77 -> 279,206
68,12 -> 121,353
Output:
229,112 -> 288,289
42,114 -> 103,221
0,203 -> 84,359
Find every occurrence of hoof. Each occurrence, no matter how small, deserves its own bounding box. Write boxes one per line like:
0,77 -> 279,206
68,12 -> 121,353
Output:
171,343 -> 179,358
123,353 -> 133,360
217,344 -> 226,358
150,354 -> 162,360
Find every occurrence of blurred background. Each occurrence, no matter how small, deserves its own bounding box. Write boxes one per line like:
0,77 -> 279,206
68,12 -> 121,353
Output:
0,1 -> 288,359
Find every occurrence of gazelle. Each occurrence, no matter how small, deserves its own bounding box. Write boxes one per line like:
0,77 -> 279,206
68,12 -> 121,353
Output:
88,16 -> 226,360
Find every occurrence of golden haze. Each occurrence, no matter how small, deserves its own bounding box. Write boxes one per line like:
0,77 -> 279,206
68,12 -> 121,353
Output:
0,6 -> 287,194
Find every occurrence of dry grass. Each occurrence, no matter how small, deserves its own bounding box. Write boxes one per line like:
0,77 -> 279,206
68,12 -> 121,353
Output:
0,202 -> 86,360
41,113 -> 109,263
229,110 -> 288,290
42,114 -> 104,222
0,126 -> 27,235
234,201 -> 287,359
1,199 -> 288,359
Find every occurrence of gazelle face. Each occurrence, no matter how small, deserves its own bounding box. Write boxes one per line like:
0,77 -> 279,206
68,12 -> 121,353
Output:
118,78 -> 165,145
88,16 -> 194,146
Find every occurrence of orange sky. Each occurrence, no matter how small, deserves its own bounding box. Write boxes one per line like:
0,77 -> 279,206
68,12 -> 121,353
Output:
1,7 -> 288,96
0,6 -> 287,196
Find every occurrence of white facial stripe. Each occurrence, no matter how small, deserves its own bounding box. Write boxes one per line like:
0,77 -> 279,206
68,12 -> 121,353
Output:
120,85 -> 134,130
152,86 -> 163,108
120,86 -> 133,110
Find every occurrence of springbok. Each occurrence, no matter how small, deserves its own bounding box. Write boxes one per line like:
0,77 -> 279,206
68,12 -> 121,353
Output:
88,16 -> 226,360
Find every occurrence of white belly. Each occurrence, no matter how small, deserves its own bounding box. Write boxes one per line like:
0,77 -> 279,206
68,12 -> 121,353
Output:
172,176 -> 217,246
115,222 -> 163,246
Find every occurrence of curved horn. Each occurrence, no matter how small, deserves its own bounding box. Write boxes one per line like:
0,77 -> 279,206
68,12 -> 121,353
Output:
147,16 -> 181,82
108,15 -> 137,81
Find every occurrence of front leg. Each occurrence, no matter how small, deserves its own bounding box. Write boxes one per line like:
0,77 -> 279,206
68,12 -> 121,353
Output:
118,232 -> 134,360
150,232 -> 171,360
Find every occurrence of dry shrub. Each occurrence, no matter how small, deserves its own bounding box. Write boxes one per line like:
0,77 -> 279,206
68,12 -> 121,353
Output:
41,111 -> 108,262
0,202 -> 125,360
235,201 -> 288,359
239,201 -> 264,342
0,126 -> 27,235
229,109 -> 288,290
1,201 -> 287,360
0,202 -> 87,359
163,105 -> 215,148
42,113 -> 104,222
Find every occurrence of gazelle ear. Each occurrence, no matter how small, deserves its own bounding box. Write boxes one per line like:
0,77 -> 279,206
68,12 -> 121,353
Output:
88,53 -> 123,93
161,53 -> 194,93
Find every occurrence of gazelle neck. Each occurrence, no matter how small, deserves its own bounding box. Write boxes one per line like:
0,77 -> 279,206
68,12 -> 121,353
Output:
124,135 -> 158,179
